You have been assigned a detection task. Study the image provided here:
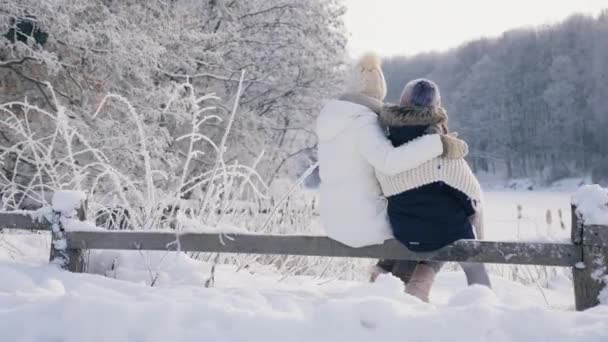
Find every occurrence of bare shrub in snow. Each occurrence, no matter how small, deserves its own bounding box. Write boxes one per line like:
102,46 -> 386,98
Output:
0,79 -> 372,281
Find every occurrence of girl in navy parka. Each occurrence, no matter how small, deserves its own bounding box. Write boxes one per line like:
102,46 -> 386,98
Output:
373,79 -> 491,302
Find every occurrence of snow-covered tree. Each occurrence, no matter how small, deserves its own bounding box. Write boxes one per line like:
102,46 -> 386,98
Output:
0,0 -> 347,207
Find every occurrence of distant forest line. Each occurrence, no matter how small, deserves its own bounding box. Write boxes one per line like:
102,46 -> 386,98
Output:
383,11 -> 608,184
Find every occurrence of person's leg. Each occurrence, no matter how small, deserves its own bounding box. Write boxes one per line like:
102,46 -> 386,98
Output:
370,259 -> 396,282
459,262 -> 492,288
391,259 -> 419,285
405,261 -> 443,302
371,259 -> 418,285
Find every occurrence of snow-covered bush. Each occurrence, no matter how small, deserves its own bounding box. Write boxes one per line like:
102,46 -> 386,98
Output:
0,74 -> 266,224
0,79 -> 372,280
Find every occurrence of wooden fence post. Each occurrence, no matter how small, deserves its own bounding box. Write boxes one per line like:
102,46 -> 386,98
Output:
49,198 -> 86,273
572,206 -> 608,311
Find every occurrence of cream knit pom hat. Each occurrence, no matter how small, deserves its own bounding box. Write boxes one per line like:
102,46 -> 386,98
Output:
346,53 -> 387,101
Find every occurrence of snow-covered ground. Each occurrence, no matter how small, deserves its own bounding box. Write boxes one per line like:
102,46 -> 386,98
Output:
1,257 -> 607,342
1,191 -> 607,341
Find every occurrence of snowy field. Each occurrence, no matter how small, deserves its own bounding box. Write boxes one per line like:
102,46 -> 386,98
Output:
1,191 -> 607,341
483,191 -> 571,242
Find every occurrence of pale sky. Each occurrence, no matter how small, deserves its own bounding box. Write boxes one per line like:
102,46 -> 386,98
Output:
344,0 -> 608,57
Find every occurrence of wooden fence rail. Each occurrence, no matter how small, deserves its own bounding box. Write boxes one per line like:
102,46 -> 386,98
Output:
65,231 -> 581,267
0,195 -> 606,311
0,212 -> 49,230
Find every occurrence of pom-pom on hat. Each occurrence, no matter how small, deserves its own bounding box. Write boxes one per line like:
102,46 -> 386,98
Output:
346,53 -> 388,101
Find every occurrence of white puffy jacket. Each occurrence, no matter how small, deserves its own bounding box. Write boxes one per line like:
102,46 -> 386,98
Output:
316,100 -> 443,247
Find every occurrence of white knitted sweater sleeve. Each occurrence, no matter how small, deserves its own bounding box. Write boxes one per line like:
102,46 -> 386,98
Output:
354,117 -> 443,176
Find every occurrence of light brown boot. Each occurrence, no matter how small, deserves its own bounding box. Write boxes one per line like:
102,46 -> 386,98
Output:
405,263 -> 438,303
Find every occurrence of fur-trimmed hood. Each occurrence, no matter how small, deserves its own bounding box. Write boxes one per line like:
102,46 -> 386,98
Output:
380,105 -> 448,127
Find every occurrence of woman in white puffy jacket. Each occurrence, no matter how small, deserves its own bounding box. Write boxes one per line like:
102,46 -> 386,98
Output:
316,54 -> 444,247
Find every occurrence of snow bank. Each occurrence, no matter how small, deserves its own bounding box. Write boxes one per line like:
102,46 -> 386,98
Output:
0,258 -> 607,342
62,218 -> 100,232
51,191 -> 86,216
572,185 -> 608,225
0,229 -> 606,342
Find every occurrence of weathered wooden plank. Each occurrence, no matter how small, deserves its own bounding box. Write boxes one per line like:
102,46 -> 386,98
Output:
49,197 -> 86,273
68,201 -> 87,273
572,208 -> 608,311
582,225 -> 608,247
0,212 -> 50,230
49,211 -> 67,267
572,207 -> 587,311
66,231 -> 581,267
571,205 -> 583,245
573,246 -> 608,311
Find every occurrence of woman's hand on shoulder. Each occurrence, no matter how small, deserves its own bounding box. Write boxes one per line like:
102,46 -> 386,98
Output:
440,133 -> 469,159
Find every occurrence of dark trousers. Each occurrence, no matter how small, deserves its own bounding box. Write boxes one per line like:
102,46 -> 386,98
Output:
376,259 -> 443,284
376,259 -> 491,287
